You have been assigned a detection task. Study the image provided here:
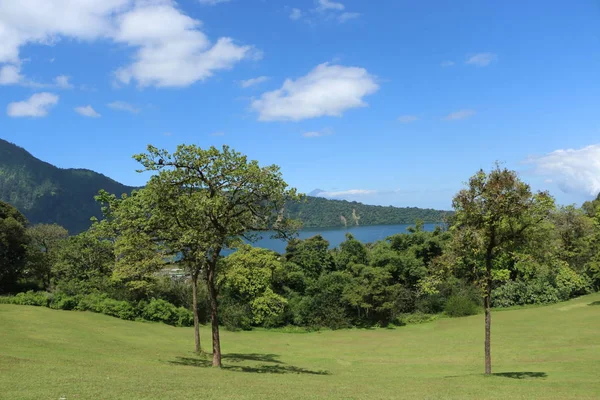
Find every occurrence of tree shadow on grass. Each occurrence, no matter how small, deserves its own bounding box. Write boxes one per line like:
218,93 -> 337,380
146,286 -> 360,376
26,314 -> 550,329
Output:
168,354 -> 330,376
222,353 -> 284,364
446,372 -> 547,379
492,372 -> 547,379
588,301 -> 600,306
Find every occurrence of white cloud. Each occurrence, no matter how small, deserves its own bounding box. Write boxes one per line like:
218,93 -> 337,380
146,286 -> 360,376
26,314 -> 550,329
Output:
0,0 -> 253,88
211,131 -> 225,136
107,101 -> 140,113
7,92 -> 58,117
240,76 -> 269,88
338,12 -> 360,23
114,3 -> 252,87
398,115 -> 418,123
290,8 -> 303,20
302,128 -> 333,138
252,62 -> 379,122
527,144 -> 600,196
465,52 -> 497,67
441,60 -> 455,67
316,189 -> 376,198
0,64 -> 23,84
316,0 -> 345,11
198,0 -> 230,4
0,64 -> 72,88
444,109 -> 475,121
75,105 -> 100,118
54,75 -> 73,89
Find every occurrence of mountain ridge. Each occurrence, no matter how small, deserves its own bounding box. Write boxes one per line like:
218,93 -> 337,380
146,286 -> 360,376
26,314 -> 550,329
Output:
0,139 -> 452,233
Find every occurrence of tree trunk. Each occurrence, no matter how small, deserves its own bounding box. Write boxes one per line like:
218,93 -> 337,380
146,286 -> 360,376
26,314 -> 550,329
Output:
191,270 -> 201,354
484,246 -> 493,375
484,279 -> 492,375
207,262 -> 222,367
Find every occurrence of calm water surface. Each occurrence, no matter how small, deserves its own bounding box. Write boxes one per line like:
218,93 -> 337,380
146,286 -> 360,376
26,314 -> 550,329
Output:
250,223 -> 440,253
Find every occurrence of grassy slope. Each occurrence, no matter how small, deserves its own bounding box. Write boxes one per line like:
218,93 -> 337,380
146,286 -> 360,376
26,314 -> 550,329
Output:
1,294 -> 599,400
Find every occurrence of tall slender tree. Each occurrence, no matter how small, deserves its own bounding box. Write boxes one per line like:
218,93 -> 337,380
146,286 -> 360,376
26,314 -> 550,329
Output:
450,166 -> 554,375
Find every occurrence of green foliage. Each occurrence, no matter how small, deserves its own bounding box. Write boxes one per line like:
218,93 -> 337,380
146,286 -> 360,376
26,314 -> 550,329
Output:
1,291 -> 193,326
0,201 -> 30,293
52,232 -> 114,295
141,298 -> 192,326
393,312 -> 439,326
444,294 -> 480,317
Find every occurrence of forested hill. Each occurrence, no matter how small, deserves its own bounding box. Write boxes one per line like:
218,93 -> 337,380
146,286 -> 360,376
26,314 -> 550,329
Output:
286,195 -> 452,228
0,139 -> 135,234
0,138 -> 451,233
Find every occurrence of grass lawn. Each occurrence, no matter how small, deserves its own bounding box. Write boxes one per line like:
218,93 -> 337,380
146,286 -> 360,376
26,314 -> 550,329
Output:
1,294 -> 599,400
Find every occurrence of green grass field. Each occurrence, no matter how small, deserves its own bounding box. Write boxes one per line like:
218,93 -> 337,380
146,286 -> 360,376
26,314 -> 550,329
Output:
1,294 -> 599,400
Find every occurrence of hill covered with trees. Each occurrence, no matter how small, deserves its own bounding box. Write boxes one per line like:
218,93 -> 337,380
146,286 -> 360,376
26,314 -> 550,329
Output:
0,139 -> 450,233
287,196 -> 452,228
0,139 -> 136,234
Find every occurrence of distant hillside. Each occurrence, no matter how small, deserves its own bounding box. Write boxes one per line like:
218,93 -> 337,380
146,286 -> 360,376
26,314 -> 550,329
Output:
0,138 -> 451,233
286,195 -> 452,228
0,139 -> 135,233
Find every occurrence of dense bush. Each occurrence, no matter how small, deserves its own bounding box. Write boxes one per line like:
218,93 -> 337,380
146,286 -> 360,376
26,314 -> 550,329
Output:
0,291 -> 192,327
141,298 -> 193,327
444,294 -> 480,317
12,290 -> 51,306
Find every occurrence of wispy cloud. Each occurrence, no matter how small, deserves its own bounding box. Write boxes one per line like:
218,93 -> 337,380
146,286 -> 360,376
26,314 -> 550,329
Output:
398,115 -> 418,123
290,8 -> 303,20
292,1 -> 360,24
198,0 -> 231,5
211,131 -> 225,136
0,65 -> 74,89
338,12 -> 360,23
316,0 -> 345,11
302,128 -> 333,138
74,105 -> 100,118
7,92 -> 59,118
441,60 -> 455,67
465,52 -> 497,67
107,101 -> 140,114
240,76 -> 269,88
444,109 -> 476,121
252,62 -> 378,121
317,189 -> 376,198
526,144 -> 600,196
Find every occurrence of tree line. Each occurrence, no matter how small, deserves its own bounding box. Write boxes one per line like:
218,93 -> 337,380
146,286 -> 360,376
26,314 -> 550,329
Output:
1,145 -> 599,374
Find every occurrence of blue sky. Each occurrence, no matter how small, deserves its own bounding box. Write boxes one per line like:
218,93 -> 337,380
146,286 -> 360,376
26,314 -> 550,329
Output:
1,0 -> 599,210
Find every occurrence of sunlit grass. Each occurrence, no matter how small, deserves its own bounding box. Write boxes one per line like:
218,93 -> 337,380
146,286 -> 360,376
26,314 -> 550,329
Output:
1,293 -> 599,399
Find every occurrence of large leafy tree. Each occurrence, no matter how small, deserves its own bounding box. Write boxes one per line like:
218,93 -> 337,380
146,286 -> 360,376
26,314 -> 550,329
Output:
0,201 -> 29,293
112,144 -> 301,367
449,166 -> 554,375
26,224 -> 68,290
221,245 -> 287,326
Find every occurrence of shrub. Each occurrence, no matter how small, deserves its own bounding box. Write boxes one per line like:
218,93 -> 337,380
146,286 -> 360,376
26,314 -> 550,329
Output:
444,294 -> 479,317
100,298 -> 137,320
141,299 -> 178,325
492,279 -> 560,308
393,312 -> 438,326
49,293 -> 78,310
76,293 -> 110,313
174,307 -> 194,327
555,265 -> 591,301
12,291 -> 51,307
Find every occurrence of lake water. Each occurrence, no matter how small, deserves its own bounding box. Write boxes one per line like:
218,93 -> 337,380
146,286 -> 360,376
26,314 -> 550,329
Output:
249,223 -> 440,253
